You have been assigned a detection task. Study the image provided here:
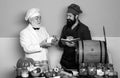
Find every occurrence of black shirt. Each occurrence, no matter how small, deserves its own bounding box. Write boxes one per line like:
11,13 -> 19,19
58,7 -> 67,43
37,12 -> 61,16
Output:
58,20 -> 91,69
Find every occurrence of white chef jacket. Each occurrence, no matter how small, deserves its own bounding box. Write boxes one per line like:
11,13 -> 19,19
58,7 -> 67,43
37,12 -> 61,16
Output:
20,24 -> 49,61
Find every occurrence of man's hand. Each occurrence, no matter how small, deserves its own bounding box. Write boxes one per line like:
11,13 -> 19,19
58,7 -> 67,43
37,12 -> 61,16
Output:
65,41 -> 76,47
40,39 -> 51,48
51,36 -> 58,45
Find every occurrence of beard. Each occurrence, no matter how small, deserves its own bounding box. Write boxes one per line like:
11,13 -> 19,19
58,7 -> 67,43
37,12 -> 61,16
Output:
66,18 -> 76,28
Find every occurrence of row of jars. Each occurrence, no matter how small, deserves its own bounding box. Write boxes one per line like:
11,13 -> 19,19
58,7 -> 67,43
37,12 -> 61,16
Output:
16,58 -> 61,78
79,63 -> 118,78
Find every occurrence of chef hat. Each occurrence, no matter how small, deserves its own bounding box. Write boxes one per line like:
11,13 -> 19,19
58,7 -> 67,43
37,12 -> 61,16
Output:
25,8 -> 41,21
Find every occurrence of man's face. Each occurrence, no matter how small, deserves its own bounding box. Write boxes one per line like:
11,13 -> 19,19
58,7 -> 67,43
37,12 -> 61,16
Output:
29,15 -> 41,27
66,13 -> 76,27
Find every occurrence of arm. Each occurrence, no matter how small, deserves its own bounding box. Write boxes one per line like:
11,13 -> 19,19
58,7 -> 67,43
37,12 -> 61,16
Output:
58,26 -> 66,48
20,31 -> 42,54
82,27 -> 92,40
40,27 -> 52,47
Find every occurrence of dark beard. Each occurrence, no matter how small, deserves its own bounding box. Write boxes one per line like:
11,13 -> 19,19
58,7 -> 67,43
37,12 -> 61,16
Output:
66,19 -> 76,28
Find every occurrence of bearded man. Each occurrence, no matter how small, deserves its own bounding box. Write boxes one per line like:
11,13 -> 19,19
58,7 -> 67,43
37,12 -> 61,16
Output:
58,4 -> 92,70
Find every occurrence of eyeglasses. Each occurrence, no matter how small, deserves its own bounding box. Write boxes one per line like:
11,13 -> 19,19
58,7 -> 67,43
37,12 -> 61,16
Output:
34,16 -> 41,21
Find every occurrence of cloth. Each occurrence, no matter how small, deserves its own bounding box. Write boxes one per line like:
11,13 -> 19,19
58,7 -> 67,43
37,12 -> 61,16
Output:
20,24 -> 49,61
25,8 -> 40,21
67,4 -> 82,15
58,20 -> 91,69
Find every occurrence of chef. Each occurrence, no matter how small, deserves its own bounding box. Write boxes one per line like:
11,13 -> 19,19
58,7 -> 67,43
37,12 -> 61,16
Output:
20,8 -> 53,63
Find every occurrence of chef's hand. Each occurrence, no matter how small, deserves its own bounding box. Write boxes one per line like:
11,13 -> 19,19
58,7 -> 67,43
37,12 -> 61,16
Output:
51,35 -> 58,45
40,39 -> 51,48
65,41 -> 76,47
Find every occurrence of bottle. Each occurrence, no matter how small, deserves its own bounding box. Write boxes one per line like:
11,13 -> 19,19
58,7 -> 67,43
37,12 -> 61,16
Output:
39,71 -> 46,78
21,69 -> 29,78
88,63 -> 96,78
96,63 -> 104,77
79,63 -> 88,78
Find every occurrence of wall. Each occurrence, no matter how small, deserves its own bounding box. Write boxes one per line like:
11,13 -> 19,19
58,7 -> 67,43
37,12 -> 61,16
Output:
0,0 -> 120,37
0,0 -> 120,78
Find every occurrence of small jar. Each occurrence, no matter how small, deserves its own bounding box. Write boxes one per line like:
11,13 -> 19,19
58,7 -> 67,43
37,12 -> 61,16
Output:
21,69 -> 29,78
16,68 -> 22,76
